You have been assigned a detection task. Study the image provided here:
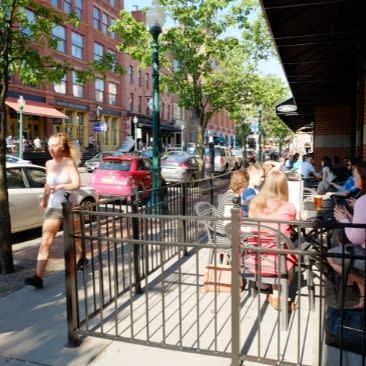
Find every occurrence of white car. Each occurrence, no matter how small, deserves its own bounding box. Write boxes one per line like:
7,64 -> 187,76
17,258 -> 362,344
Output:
7,163 -> 97,233
6,155 -> 32,164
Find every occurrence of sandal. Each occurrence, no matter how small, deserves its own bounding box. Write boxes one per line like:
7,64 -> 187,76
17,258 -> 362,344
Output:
266,294 -> 299,311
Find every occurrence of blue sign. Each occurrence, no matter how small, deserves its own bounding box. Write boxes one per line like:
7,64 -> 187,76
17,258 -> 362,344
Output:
93,122 -> 108,132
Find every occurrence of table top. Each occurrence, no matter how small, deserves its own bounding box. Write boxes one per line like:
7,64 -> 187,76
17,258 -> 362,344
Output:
301,195 -> 334,222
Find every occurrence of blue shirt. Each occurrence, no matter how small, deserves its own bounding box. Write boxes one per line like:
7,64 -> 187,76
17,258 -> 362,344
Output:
337,175 -> 356,193
241,188 -> 257,217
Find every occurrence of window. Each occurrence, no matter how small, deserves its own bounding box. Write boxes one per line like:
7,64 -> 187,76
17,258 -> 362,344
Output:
51,0 -> 59,7
110,18 -> 116,40
109,0 -> 116,6
54,74 -> 67,94
94,42 -> 103,61
128,93 -> 134,111
167,105 -> 171,120
138,96 -> 142,113
72,71 -> 84,98
95,78 -> 104,102
75,0 -> 83,19
7,168 -> 26,189
108,50 -> 117,73
161,103 -> 165,119
111,119 -> 117,145
24,168 -> 46,188
52,25 -> 66,52
64,0 -> 71,14
22,9 -> 36,36
93,7 -> 100,30
108,82 -> 117,105
102,13 -> 108,34
145,73 -> 149,89
128,65 -> 133,83
137,70 -> 142,86
71,32 -> 83,59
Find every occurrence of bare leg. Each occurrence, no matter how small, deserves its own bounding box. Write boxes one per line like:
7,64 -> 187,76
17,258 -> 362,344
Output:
36,218 -> 62,279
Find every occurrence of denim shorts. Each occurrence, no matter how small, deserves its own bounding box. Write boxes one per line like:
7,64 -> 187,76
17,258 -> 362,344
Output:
44,208 -> 63,220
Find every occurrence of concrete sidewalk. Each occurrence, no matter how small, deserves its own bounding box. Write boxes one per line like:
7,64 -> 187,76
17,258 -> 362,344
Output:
0,239 -> 232,366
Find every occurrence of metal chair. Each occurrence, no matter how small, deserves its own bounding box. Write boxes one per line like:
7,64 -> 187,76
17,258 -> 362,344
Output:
194,201 -> 231,265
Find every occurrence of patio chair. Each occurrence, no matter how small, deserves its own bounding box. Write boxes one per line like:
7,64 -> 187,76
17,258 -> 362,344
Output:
239,221 -> 304,330
194,201 -> 231,265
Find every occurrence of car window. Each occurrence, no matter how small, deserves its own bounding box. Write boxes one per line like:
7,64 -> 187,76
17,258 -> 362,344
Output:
7,168 -> 26,188
6,156 -> 18,163
99,160 -> 131,171
142,159 -> 153,171
24,167 -> 46,188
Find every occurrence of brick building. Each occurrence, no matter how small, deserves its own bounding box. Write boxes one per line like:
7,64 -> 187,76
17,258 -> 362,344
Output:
261,1 -> 366,167
6,1 -> 235,154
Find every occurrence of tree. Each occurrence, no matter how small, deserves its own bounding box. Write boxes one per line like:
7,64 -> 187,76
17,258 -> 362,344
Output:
112,0 -> 267,151
0,1 -> 120,273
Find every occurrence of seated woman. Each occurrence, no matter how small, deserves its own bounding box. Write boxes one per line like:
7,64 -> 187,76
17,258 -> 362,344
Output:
328,161 -> 366,309
248,170 -> 297,309
317,156 -> 337,194
241,163 -> 264,217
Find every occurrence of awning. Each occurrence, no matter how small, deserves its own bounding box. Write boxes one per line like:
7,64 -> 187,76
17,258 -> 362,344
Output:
135,117 -> 181,132
5,97 -> 68,119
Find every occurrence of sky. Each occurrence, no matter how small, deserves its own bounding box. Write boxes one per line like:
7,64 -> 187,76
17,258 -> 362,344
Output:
123,0 -> 286,82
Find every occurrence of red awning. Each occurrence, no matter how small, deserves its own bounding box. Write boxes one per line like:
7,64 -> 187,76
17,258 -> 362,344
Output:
5,97 -> 68,119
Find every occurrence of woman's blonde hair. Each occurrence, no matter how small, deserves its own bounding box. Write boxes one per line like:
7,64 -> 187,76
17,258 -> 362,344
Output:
247,163 -> 264,185
229,169 -> 249,193
49,132 -> 81,164
249,169 -> 289,217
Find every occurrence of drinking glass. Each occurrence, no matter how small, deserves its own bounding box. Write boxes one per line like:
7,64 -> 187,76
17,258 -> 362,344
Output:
313,195 -> 323,210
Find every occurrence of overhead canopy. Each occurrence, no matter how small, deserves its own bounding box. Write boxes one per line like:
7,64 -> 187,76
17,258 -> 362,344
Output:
5,97 -> 68,119
261,0 -> 366,131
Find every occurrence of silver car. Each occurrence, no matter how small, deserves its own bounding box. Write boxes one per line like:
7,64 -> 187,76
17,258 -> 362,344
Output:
7,163 -> 97,233
85,151 -> 114,173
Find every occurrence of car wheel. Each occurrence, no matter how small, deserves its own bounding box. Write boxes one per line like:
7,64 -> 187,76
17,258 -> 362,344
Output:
79,197 -> 96,222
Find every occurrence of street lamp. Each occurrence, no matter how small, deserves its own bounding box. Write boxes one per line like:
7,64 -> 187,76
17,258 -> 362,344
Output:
133,115 -> 139,151
257,105 -> 263,163
147,0 -> 166,206
17,96 -> 25,159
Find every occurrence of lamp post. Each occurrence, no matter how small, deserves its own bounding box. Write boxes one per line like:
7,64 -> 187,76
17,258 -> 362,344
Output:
133,115 -> 139,151
17,96 -> 25,159
147,0 -> 166,206
257,105 -> 263,163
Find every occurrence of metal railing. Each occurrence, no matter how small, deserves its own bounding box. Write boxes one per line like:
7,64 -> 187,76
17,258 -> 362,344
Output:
62,187 -> 365,365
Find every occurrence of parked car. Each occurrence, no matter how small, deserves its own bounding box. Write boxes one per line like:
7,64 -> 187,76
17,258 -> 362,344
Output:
205,146 -> 236,173
84,151 -> 114,173
90,155 -> 153,201
231,148 -> 244,169
161,151 -> 201,182
6,154 -> 32,165
7,163 -> 97,233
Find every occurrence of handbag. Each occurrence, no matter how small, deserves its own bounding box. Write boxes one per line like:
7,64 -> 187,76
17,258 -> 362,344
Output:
324,246 -> 366,355
203,264 -> 243,293
324,306 -> 365,355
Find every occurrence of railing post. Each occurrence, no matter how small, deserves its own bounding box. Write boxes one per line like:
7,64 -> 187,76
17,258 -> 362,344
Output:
132,195 -> 142,294
181,181 -> 188,255
63,194 -> 80,347
231,206 -> 241,366
210,174 -> 214,205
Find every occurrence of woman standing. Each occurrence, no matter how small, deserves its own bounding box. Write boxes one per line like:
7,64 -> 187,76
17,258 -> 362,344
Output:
24,133 -> 81,289
328,162 -> 366,309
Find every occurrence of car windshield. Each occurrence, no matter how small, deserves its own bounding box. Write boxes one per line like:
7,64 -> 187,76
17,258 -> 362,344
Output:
162,152 -> 189,162
99,160 -> 131,171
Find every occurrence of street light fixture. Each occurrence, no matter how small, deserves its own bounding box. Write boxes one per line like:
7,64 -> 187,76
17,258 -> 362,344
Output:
146,0 -> 166,207
17,96 -> 26,159
133,115 -> 139,151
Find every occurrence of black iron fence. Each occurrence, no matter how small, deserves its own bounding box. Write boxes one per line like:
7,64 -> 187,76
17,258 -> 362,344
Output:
62,178 -> 365,366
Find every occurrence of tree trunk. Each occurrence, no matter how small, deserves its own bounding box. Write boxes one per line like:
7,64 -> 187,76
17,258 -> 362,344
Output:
0,78 -> 14,273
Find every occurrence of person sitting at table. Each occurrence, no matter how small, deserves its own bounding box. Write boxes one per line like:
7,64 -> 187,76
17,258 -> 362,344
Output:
285,153 -> 299,170
248,170 -> 297,309
328,161 -> 366,309
317,156 -> 337,194
241,163 -> 265,217
327,158 -> 360,199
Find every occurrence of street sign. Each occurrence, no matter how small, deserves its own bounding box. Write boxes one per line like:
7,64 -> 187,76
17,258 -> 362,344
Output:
136,128 -> 142,138
93,122 -> 108,132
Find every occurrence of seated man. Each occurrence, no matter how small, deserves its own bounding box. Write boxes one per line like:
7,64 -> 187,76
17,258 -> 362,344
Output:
300,154 -> 318,188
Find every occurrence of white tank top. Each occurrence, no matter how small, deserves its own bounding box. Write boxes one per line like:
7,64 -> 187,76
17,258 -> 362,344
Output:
46,160 -> 75,208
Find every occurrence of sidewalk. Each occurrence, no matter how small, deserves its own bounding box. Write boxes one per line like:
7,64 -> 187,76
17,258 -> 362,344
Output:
0,236 -> 232,366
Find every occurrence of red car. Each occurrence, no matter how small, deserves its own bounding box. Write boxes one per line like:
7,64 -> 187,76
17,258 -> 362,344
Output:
90,155 -> 153,201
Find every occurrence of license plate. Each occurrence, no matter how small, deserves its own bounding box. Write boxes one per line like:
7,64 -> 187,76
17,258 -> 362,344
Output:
101,176 -> 114,183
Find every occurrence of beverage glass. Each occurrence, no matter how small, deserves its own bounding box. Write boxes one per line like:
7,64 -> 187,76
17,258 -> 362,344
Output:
313,195 -> 323,210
